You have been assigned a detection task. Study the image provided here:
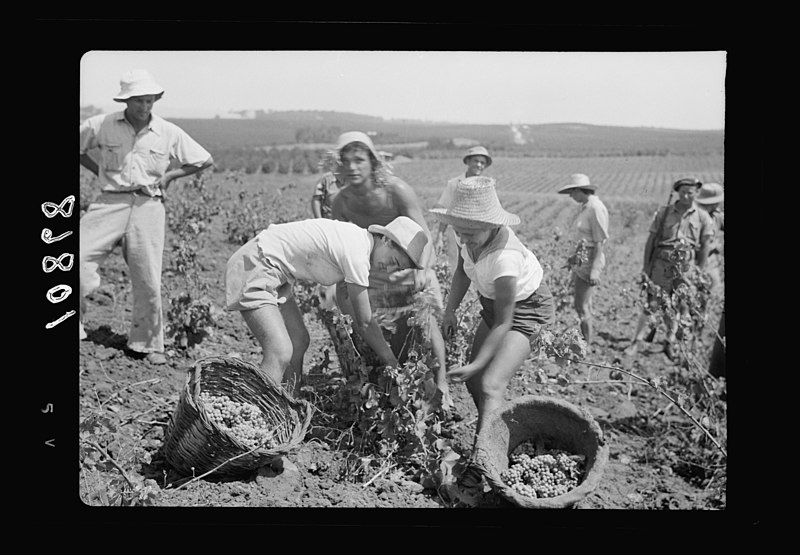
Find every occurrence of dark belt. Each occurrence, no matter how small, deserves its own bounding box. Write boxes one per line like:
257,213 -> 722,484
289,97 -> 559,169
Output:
105,189 -> 163,201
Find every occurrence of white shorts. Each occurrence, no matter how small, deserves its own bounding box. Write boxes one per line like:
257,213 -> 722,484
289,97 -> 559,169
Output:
225,236 -> 288,311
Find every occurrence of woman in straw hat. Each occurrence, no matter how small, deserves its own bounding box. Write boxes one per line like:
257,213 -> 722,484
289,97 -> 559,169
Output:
557,173 -> 609,345
329,132 -> 450,403
79,69 -> 214,365
225,216 -> 429,395
430,176 -> 555,482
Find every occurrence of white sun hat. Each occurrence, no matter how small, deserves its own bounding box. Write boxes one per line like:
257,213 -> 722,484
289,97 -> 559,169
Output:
113,69 -> 165,102
368,216 -> 429,270
558,173 -> 597,194
334,131 -> 384,165
429,176 -> 520,228
463,146 -> 493,167
696,182 -> 724,204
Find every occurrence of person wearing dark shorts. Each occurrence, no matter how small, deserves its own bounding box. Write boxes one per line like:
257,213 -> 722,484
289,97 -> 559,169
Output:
431,176 -> 556,487
477,285 -> 555,338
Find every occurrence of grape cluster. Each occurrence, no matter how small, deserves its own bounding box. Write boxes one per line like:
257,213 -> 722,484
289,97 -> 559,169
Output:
500,442 -> 586,499
199,391 -> 278,450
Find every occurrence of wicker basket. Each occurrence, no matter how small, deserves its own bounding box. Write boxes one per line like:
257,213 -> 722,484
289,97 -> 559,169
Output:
162,356 -> 314,478
473,395 -> 608,509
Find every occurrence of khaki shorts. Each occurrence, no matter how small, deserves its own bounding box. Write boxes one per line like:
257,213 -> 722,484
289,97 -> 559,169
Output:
225,236 -> 288,311
648,257 -> 690,294
572,247 -> 605,283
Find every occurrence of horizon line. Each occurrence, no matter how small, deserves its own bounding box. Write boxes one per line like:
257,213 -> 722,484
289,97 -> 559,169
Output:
79,105 -> 724,133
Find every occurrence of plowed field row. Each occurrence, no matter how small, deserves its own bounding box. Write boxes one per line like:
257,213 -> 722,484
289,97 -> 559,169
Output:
392,154 -> 724,201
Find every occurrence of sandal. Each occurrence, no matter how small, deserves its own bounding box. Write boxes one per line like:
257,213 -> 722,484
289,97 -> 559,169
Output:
146,352 -> 168,365
458,462 -> 484,489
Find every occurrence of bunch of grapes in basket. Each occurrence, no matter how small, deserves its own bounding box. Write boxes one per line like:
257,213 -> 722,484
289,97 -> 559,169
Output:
200,391 -> 278,451
500,442 -> 586,499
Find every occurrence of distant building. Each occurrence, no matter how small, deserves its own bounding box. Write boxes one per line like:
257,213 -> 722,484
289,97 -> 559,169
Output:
510,124 -> 527,145
229,109 -> 256,119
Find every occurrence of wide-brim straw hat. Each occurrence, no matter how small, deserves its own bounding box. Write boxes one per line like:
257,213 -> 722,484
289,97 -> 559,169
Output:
429,176 -> 520,228
558,173 -> 597,194
672,177 -> 703,192
696,182 -> 724,204
463,146 -> 492,168
368,216 -> 428,270
113,69 -> 165,102
334,131 -> 384,166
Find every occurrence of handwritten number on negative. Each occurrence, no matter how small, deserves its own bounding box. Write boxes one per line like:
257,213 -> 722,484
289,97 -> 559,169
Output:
41,228 -> 73,244
43,253 -> 74,273
41,195 -> 75,218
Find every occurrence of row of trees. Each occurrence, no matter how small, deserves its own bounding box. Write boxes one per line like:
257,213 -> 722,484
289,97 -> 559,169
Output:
212,146 -> 329,174
294,126 -> 344,144
209,141 -> 710,175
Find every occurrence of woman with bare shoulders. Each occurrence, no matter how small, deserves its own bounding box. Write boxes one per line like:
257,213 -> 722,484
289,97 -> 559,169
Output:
330,132 -> 450,405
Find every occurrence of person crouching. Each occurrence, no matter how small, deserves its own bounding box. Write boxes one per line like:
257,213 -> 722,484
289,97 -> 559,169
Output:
225,216 -> 428,395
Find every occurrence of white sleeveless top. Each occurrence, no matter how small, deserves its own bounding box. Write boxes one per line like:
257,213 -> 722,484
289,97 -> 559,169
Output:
459,227 -> 543,301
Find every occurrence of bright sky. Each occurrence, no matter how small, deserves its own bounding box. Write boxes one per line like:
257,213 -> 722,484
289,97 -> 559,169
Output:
80,50 -> 726,130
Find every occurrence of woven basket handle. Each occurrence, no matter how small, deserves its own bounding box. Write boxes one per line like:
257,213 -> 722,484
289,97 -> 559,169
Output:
188,360 -> 204,400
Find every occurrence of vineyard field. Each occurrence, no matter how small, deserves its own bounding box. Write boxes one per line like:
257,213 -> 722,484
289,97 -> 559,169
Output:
391,154 -> 725,201
77,151 -> 727,519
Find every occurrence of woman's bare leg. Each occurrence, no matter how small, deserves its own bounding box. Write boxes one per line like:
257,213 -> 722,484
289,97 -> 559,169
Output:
467,329 -> 531,439
241,303 -> 293,385
574,276 -> 594,343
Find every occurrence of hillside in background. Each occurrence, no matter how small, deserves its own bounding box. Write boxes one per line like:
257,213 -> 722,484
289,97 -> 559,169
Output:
80,108 -> 725,175
163,110 -> 724,158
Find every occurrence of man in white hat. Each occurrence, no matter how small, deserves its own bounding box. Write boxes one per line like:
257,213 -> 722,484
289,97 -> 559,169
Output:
79,69 -> 214,365
557,173 -> 609,346
432,146 -> 493,267
329,131 -> 450,405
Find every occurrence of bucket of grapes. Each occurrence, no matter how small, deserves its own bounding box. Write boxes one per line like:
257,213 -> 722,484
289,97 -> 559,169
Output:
473,395 -> 608,509
162,355 -> 314,478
